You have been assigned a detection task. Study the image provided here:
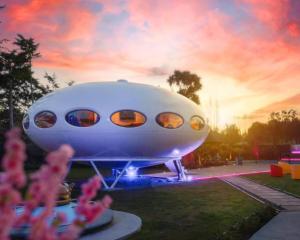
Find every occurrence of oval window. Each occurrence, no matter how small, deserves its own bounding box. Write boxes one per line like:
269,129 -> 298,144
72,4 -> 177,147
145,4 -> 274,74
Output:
65,110 -> 100,127
22,114 -> 30,130
190,115 -> 205,131
34,111 -> 57,128
111,110 -> 146,127
156,112 -> 184,129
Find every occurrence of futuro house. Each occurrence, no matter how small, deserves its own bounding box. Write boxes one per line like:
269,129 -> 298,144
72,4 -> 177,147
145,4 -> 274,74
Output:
23,80 -> 209,188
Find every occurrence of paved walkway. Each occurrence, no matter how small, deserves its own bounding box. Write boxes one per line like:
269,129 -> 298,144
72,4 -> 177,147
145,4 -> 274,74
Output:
250,212 -> 300,240
221,176 -> 300,211
147,162 -> 271,180
221,176 -> 300,240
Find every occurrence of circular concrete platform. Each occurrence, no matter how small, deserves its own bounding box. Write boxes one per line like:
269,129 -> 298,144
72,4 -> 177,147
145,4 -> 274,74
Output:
11,204 -> 141,240
11,203 -> 114,237
80,210 -> 142,240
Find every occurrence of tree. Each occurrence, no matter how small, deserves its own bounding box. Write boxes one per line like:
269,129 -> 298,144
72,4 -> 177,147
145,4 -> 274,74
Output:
167,70 -> 202,104
221,124 -> 242,146
0,35 -> 60,129
267,110 -> 300,144
247,122 -> 269,144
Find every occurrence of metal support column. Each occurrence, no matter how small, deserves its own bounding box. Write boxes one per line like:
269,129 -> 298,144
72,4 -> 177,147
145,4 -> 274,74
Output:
110,161 -> 132,189
90,161 -> 110,189
174,159 -> 187,181
90,161 -> 133,189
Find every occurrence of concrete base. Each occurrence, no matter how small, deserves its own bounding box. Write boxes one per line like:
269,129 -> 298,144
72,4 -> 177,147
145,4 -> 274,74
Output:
80,210 -> 142,240
11,204 -> 142,240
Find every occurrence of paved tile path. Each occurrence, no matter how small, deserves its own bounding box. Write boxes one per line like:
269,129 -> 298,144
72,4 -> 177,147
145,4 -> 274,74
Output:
147,162 -> 271,180
221,176 -> 300,211
221,176 -> 300,240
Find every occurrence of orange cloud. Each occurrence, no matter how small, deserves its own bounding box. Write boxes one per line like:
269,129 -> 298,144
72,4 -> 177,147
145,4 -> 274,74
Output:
2,0 -> 300,129
250,93 -> 300,120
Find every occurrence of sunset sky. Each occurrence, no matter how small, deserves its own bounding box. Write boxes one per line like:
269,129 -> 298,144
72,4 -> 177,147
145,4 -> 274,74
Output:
1,0 -> 300,131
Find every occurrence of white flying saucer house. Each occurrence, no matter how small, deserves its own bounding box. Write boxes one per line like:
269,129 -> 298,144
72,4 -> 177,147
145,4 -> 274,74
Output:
23,80 -> 209,188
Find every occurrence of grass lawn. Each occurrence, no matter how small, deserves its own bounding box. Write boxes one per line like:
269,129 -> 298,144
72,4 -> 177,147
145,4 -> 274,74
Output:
244,173 -> 300,197
70,172 -> 275,240
24,164 -> 276,239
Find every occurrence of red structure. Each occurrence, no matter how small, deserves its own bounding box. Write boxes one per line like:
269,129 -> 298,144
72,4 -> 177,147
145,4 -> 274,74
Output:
270,164 -> 283,177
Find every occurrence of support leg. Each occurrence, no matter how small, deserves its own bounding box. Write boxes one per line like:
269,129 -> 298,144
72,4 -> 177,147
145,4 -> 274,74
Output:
110,161 -> 132,189
90,161 -> 110,189
173,160 -> 181,180
174,159 -> 187,181
90,161 -> 133,189
177,159 -> 187,181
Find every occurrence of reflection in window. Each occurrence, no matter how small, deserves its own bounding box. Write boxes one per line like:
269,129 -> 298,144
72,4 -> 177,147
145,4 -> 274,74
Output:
156,112 -> 184,129
65,110 -> 100,127
111,110 -> 146,127
22,114 -> 30,130
190,116 -> 205,131
35,111 -> 56,128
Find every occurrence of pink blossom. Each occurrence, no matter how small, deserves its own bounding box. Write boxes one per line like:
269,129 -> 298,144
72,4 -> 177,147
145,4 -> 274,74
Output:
102,195 -> 113,208
5,128 -> 21,140
75,176 -> 112,225
55,212 -> 67,225
0,128 -> 111,240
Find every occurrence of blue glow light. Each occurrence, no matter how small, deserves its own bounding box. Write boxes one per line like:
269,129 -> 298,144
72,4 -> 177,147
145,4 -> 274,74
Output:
126,166 -> 138,179
186,175 -> 193,181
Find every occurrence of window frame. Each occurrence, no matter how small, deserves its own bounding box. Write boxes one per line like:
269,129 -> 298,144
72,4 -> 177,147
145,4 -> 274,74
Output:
65,109 -> 100,127
110,109 -> 147,128
190,115 -> 205,131
155,112 -> 184,129
34,111 -> 57,128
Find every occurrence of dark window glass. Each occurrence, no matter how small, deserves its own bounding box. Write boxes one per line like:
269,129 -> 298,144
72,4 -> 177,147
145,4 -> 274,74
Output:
66,110 -> 100,127
22,114 -> 30,130
156,112 -> 184,129
111,110 -> 146,127
34,111 -> 56,128
190,116 -> 205,131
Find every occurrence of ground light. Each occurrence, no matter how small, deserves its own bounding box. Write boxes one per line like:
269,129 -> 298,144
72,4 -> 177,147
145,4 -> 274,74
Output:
125,166 -> 138,179
186,175 -> 193,181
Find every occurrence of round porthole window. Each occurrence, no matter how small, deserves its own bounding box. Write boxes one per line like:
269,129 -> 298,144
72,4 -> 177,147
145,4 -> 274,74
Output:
156,112 -> 184,129
190,115 -> 205,131
34,111 -> 57,128
65,110 -> 100,127
111,110 -> 146,127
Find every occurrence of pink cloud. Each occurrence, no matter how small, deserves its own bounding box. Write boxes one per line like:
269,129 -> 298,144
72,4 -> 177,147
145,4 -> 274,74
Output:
242,0 -> 290,31
2,0 -> 300,96
5,0 -> 97,43
287,21 -> 300,37
3,0 -> 300,128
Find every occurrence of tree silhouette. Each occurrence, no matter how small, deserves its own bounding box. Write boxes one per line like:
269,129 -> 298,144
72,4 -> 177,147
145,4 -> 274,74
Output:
0,35 -> 60,129
167,70 -> 202,104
